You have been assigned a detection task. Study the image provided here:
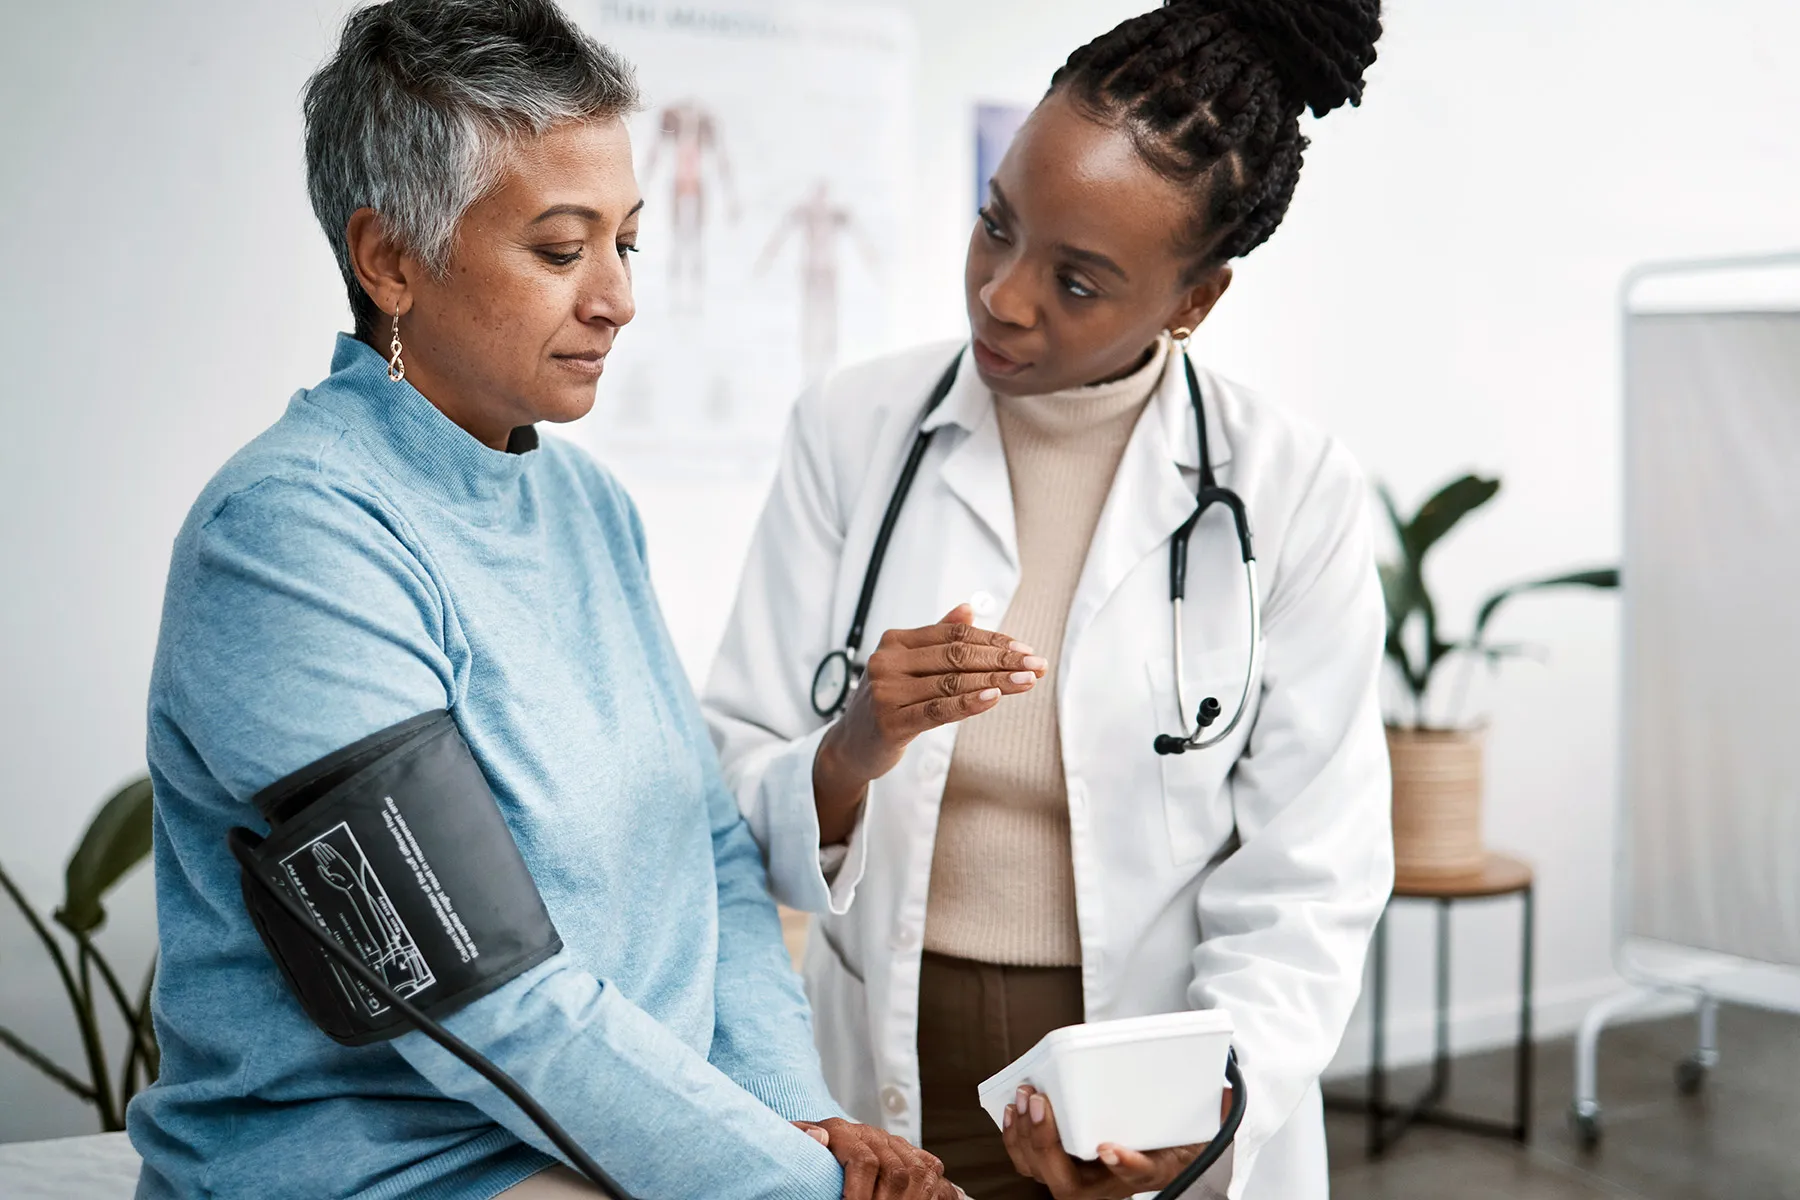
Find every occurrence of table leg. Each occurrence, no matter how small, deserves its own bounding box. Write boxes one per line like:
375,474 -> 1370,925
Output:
1433,898 -> 1451,1105
1516,885 -> 1534,1142
1369,908 -> 1389,1157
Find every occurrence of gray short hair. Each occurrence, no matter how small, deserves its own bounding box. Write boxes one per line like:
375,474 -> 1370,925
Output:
303,0 -> 640,339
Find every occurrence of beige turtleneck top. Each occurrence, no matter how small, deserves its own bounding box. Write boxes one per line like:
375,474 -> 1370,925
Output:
923,338 -> 1170,967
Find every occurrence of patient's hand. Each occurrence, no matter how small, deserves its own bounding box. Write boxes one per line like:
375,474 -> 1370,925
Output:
793,1119 -> 966,1200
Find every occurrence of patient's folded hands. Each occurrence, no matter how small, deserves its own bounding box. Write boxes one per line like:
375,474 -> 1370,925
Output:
793,1119 -> 968,1200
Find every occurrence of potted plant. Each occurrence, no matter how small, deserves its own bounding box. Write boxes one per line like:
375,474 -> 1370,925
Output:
1379,475 -> 1618,878
0,776 -> 159,1131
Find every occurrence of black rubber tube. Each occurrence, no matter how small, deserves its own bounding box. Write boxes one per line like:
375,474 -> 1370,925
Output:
1152,1050 -> 1247,1200
229,832 -> 636,1199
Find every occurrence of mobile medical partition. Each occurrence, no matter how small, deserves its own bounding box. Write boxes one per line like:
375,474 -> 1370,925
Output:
1572,252 -> 1800,1145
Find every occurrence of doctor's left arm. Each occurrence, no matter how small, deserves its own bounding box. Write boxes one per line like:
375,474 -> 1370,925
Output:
160,480 -> 844,1200
1188,443 -> 1394,1199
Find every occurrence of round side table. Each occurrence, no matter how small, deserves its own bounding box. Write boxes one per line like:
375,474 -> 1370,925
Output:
1326,852 -> 1535,1157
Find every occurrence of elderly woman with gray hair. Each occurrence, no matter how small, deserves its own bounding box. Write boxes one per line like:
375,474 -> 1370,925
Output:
126,2 -> 956,1198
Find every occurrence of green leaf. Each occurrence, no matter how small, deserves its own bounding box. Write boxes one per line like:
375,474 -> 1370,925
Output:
1424,636 -> 1460,676
1377,561 -> 1415,636
56,777 -> 154,936
1376,485 -> 1424,692
1473,568 -> 1620,642
1376,485 -> 1411,559
1403,475 -> 1500,566
1480,642 -> 1546,668
1384,628 -> 1422,702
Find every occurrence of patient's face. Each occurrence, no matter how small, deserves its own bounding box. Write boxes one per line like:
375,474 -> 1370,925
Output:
398,118 -> 642,448
963,91 -> 1228,397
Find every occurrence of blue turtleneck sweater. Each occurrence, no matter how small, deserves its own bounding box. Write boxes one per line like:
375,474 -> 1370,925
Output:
129,334 -> 846,1199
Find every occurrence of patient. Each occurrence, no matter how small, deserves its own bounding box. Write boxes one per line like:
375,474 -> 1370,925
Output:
126,2 -> 954,1197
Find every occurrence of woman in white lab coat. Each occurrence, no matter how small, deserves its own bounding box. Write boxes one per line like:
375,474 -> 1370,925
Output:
705,3 -> 1390,1197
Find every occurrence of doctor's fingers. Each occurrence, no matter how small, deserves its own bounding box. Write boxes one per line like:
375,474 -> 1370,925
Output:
999,1107 -> 1042,1183
878,687 -> 1005,738
1094,1142 -> 1201,1194
1004,1090 -> 1115,1199
867,668 -> 1037,713
880,619 -> 1029,658
870,640 -> 1047,681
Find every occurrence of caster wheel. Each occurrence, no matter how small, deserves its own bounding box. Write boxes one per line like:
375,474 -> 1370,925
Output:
1570,1105 -> 1602,1150
1676,1055 -> 1707,1096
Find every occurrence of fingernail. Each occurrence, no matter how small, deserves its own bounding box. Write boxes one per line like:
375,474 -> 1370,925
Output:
1029,1094 -> 1046,1124
1099,1147 -> 1120,1166
979,688 -> 1001,701
1022,656 -> 1048,672
1009,671 -> 1035,685
807,1127 -> 829,1145
1009,641 -> 1035,654
1016,1087 -> 1030,1112
1003,1105 -> 1014,1129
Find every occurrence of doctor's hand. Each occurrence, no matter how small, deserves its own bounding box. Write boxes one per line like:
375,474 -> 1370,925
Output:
1000,1085 -> 1223,1200
813,604 -> 1046,844
793,1119 -> 968,1200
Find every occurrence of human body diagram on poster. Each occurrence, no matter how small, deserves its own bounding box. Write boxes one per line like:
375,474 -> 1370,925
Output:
573,2 -> 914,474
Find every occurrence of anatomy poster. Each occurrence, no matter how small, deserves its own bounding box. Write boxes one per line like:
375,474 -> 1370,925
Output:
569,1 -> 915,475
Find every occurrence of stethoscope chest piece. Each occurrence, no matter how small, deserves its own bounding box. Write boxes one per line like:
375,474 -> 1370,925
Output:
811,649 -> 858,718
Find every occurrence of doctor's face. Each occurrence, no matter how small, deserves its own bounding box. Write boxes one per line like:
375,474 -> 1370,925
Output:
964,91 -> 1230,397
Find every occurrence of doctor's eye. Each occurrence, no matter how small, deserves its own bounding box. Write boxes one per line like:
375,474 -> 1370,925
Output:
537,246 -> 584,267
616,241 -> 639,260
978,207 -> 1009,243
1059,273 -> 1100,300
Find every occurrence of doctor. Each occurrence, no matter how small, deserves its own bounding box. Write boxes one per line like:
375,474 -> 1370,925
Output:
705,2 -> 1390,1197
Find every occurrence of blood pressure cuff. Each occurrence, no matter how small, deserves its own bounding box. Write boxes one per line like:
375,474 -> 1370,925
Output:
229,710 -> 562,1046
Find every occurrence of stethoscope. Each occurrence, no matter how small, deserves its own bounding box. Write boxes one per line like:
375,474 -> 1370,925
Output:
809,338 -> 1262,756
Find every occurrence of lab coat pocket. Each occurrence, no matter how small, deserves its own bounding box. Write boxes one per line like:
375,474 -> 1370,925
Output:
1146,647 -> 1260,867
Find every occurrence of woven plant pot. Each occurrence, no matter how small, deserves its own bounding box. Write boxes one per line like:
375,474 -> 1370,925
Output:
1386,725 -> 1486,878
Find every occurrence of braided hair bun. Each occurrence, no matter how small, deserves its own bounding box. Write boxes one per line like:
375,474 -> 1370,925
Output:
1049,0 -> 1383,264
1174,0 -> 1381,117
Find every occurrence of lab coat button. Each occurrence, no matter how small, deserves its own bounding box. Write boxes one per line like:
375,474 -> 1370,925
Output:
880,1085 -> 909,1115
894,924 -> 919,950
969,591 -> 997,617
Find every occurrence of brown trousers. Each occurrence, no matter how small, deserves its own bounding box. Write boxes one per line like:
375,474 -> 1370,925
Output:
917,951 -> 1086,1200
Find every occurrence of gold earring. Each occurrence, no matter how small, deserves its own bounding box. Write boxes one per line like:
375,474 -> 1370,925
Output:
387,306 -> 406,383
1169,326 -> 1193,346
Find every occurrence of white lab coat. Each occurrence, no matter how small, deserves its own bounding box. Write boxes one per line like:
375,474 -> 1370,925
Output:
703,341 -> 1393,1199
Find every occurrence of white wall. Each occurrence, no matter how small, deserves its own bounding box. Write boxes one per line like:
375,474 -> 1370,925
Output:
2,0 -> 1796,1143
0,0 -> 357,1141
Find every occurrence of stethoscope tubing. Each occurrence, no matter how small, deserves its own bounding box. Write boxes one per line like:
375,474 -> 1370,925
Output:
1171,558 -> 1262,751
811,342 -> 1258,753
1150,1050 -> 1247,1200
